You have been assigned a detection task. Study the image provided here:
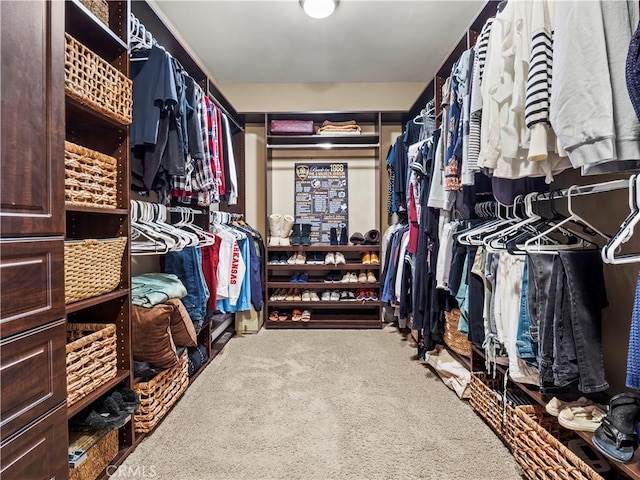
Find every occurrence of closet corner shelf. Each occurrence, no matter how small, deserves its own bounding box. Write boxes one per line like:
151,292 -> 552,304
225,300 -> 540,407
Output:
66,96 -> 129,131
66,0 -> 128,58
67,369 -> 131,419
267,264 -> 381,271
66,205 -> 129,215
65,289 -> 129,314
268,245 -> 381,252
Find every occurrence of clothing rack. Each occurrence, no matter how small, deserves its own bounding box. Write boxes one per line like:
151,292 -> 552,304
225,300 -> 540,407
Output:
128,13 -> 244,133
167,206 -> 205,215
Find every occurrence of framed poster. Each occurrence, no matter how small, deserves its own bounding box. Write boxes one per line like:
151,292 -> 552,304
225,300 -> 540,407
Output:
294,162 -> 348,244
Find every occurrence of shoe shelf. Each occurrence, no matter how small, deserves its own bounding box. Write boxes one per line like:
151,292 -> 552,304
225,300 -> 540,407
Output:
268,245 -> 380,252
267,264 -> 381,271
268,282 -> 380,288
267,319 -> 381,329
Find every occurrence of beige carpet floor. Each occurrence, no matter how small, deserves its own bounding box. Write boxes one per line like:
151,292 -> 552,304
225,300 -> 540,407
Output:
121,325 -> 522,480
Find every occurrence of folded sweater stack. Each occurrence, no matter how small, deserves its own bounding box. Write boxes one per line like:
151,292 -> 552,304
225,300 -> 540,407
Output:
317,119 -> 361,135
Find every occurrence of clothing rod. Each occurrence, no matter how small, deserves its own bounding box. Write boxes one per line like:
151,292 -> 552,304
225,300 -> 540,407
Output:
166,206 -> 205,214
534,179 -> 630,201
208,93 -> 244,132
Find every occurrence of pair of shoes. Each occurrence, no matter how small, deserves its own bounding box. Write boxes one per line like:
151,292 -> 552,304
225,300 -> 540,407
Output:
593,392 -> 640,463
324,271 -> 342,283
287,252 -> 306,264
291,223 -> 312,246
340,272 -> 358,283
269,310 -> 290,321
325,252 -> 346,265
70,389 -> 139,430
357,271 -> 377,283
301,290 -> 320,302
269,288 -> 287,301
330,225 -> 348,245
306,252 -> 325,264
362,252 -> 380,265
350,230 -> 380,245
269,214 -> 295,246
268,253 -> 287,264
290,273 -> 309,283
355,289 -> 378,301
340,290 -> 356,301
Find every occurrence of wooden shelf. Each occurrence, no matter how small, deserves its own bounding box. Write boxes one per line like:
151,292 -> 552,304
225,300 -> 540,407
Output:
66,96 -> 129,130
65,0 -> 128,60
67,370 -> 131,419
268,245 -> 381,252
267,281 -> 380,288
66,205 -> 129,215
266,318 -> 381,329
267,263 -> 381,271
267,134 -> 379,149
574,431 -> 640,477
97,446 -> 134,480
267,300 -> 380,308
65,289 -> 129,314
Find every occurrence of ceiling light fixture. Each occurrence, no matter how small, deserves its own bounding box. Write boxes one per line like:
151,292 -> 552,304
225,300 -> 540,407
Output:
300,0 -> 339,19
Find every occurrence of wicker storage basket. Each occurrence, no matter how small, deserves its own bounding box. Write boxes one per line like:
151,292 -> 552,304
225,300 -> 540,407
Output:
65,141 -> 118,209
64,237 -> 127,304
509,405 -> 604,480
66,323 -> 117,407
78,0 -> 109,26
65,33 -> 132,125
469,372 -> 507,439
443,308 -> 472,357
133,351 -> 189,434
68,429 -> 118,480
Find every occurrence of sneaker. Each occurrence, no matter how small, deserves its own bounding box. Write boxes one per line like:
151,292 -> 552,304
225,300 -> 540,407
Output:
349,272 -> 358,283
290,273 -> 300,283
370,252 -> 380,265
325,252 -> 336,265
346,291 -> 356,301
330,290 -> 341,301
367,271 -> 377,283
340,291 -> 349,301
295,253 -> 307,265
277,253 -> 288,264
299,273 -> 309,283
287,253 -> 297,265
309,291 -> 320,301
301,290 -> 311,301
340,272 -> 351,283
324,273 -> 334,284
293,289 -> 302,301
335,252 -> 346,265
362,252 -> 371,265
358,271 -> 367,283
356,289 -> 366,301
321,291 -> 331,301
369,290 -> 379,301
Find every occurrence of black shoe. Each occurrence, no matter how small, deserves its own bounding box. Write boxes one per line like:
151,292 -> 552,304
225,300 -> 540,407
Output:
339,225 -> 348,245
593,393 -> 640,463
111,389 -> 140,414
301,224 -> 312,246
291,224 -> 302,246
330,227 -> 338,245
70,396 -> 128,430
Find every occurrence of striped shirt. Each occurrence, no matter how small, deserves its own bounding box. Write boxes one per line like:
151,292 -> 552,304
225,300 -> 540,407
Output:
525,5 -> 553,128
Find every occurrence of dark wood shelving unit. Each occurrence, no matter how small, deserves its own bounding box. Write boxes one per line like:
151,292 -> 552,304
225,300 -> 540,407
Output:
67,370 -> 131,419
268,245 -> 381,252
268,301 -> 380,308
65,205 -> 129,215
65,96 -> 130,130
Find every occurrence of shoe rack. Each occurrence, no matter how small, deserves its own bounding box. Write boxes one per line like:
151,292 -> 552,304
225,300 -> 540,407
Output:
265,245 -> 382,329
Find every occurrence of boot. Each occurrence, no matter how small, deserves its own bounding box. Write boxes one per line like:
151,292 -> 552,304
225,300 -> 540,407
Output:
339,225 -> 348,245
593,392 -> 640,463
291,224 -> 302,246
301,224 -> 312,246
268,214 -> 283,247
329,227 -> 338,246
280,215 -> 295,246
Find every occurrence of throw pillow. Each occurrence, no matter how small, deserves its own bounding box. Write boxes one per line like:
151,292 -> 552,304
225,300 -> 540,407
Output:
131,304 -> 178,369
166,298 -> 198,347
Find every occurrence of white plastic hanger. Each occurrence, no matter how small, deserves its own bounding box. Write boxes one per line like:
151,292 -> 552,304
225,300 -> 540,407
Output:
602,175 -> 640,264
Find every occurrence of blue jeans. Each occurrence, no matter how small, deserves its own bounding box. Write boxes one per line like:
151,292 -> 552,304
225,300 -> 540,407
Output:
516,259 -> 536,360
165,247 -> 209,324
528,251 -> 609,394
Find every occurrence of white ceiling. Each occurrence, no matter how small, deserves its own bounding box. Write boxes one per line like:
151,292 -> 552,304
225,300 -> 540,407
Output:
152,0 -> 485,84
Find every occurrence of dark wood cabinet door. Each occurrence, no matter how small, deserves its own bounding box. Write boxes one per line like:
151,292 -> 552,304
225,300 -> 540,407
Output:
0,0 -> 64,237
0,319 -> 67,441
0,238 -> 65,339
0,404 -> 67,480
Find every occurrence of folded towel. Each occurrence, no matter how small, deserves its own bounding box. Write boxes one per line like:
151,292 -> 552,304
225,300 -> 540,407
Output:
322,119 -> 356,127
317,125 -> 361,133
